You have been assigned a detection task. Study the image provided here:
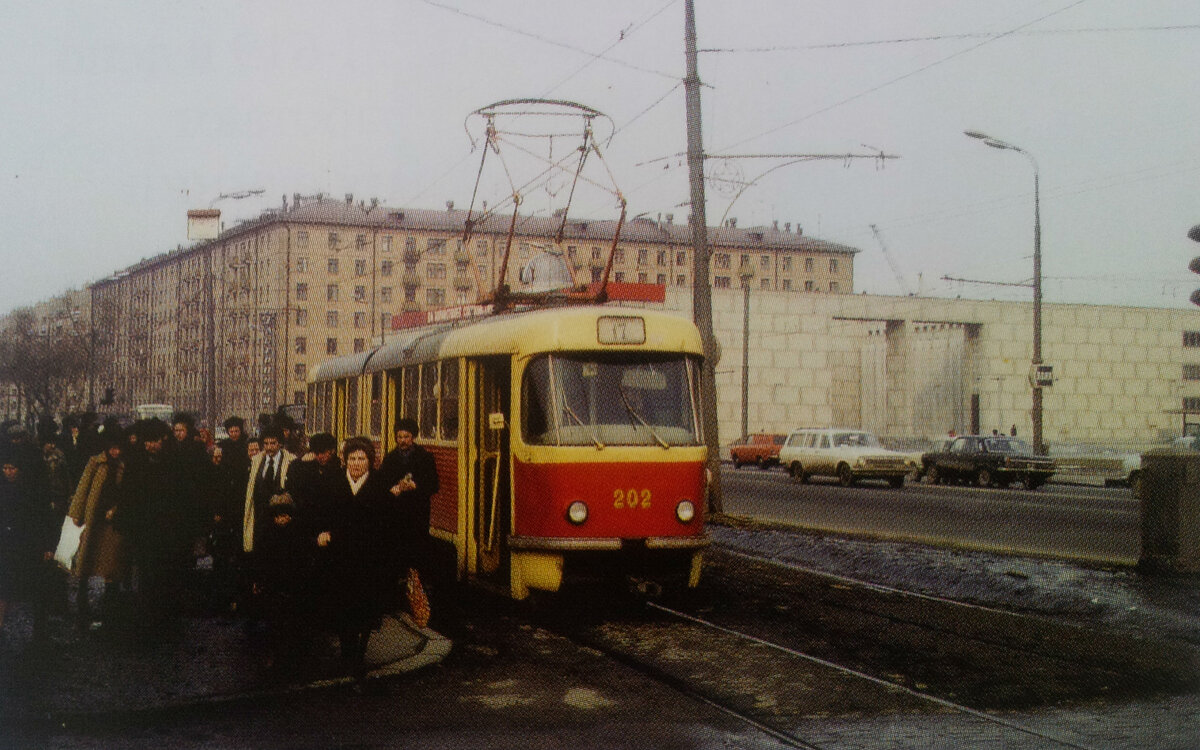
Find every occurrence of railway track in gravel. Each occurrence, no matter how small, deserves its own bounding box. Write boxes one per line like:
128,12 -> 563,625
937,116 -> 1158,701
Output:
533,545 -> 1199,750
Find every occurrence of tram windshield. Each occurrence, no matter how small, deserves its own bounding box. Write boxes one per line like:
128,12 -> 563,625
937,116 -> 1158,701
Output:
522,353 -> 702,447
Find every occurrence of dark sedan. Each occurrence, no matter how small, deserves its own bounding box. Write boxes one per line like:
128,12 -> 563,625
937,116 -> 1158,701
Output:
921,435 -> 1055,489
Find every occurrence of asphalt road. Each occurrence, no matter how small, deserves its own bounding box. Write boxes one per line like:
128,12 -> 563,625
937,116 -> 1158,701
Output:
719,464 -> 1140,565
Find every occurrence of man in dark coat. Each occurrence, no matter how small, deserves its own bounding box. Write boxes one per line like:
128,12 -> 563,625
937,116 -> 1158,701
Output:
118,419 -> 199,632
377,418 -> 440,617
217,416 -> 250,485
286,432 -> 342,522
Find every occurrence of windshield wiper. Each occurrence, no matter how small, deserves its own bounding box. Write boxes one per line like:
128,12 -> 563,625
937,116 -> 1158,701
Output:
558,387 -> 604,449
618,385 -> 669,449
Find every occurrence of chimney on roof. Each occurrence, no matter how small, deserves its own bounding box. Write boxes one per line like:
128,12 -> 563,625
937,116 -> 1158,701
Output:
482,200 -> 488,211
728,217 -> 737,228
665,213 -> 674,224
796,223 -> 803,235
773,220 -> 779,230
370,197 -> 379,210
345,193 -> 354,206
293,192 -> 301,207
446,200 -> 455,211
282,194 -> 288,212
784,222 -> 791,233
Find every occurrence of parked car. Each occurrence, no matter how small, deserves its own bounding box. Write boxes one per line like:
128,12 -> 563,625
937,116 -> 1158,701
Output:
778,428 -> 915,487
921,435 -> 1055,489
729,433 -> 786,469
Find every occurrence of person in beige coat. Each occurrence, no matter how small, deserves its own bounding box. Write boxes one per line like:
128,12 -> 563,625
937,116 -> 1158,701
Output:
67,428 -> 126,629
242,426 -> 296,555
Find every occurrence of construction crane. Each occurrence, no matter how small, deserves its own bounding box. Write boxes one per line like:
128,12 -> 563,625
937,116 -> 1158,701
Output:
869,224 -> 913,296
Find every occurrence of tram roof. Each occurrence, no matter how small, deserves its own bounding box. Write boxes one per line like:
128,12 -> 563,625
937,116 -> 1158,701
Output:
308,306 -> 703,383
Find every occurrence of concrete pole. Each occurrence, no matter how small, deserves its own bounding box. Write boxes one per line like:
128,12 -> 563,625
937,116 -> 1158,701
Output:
685,0 -> 723,513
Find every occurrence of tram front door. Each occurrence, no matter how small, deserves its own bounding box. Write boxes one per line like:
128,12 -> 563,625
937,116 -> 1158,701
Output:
470,357 -> 511,581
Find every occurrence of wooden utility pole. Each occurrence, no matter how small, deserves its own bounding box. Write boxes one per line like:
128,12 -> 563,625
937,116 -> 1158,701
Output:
685,0 -> 723,513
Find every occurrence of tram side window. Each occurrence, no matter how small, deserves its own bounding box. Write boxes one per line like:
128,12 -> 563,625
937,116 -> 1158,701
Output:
345,378 -> 359,436
370,372 -> 383,438
402,366 -> 420,422
420,362 -> 438,439
440,360 -> 459,440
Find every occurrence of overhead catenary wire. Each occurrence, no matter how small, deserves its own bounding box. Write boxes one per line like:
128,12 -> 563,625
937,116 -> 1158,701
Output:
714,0 -> 1092,154
699,24 -> 1200,53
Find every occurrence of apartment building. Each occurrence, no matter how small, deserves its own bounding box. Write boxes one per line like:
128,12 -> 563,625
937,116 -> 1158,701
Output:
83,195 -> 858,426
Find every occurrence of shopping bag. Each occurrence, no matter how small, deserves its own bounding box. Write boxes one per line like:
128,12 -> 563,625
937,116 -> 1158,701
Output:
406,568 -> 430,629
53,517 -> 84,572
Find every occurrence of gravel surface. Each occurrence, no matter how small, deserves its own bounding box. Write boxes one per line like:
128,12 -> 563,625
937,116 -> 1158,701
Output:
711,518 -> 1200,646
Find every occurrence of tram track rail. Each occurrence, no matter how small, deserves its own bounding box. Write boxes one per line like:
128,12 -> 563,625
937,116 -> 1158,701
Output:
532,542 -> 1198,749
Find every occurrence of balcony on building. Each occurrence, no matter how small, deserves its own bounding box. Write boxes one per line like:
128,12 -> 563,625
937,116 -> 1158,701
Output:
401,270 -> 423,288
453,273 -> 473,291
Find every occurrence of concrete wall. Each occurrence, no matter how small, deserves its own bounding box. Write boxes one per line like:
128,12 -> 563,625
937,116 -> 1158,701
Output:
663,288 -> 1200,448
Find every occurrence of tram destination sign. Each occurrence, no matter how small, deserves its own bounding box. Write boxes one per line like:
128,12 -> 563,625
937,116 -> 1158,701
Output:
597,316 -> 646,345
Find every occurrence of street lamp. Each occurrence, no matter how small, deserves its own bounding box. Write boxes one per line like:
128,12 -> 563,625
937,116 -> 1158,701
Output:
964,130 -> 1044,454
739,258 -> 756,441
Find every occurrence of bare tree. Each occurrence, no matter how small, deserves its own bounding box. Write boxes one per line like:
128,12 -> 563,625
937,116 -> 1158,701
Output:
0,308 -> 90,424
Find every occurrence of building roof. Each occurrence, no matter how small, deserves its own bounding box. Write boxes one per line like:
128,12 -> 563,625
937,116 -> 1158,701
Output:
96,197 -> 859,285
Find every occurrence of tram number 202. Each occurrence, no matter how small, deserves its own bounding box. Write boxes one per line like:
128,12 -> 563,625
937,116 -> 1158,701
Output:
613,488 -> 651,510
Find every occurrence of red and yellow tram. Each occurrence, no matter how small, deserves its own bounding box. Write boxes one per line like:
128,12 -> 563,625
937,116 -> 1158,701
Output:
307,305 -> 709,599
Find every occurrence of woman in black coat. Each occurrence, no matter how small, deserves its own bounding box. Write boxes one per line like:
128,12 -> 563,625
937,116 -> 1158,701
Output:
309,436 -> 393,679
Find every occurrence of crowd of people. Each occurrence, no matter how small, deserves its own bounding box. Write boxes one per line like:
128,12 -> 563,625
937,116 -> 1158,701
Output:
0,410 -> 439,681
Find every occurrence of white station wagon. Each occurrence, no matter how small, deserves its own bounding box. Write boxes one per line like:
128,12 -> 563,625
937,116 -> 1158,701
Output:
778,428 -> 915,488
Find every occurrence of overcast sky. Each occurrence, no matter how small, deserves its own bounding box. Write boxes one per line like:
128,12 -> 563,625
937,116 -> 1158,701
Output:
2,0 -> 1198,313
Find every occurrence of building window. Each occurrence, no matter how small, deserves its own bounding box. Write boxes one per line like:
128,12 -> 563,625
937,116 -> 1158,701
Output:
830,259 -> 839,273
295,282 -> 307,301
760,278 -> 771,290
354,311 -> 367,329
404,286 -> 417,302
805,257 -> 814,272
427,288 -> 445,305
427,238 -> 446,256
327,258 -> 339,274
1185,364 -> 1200,380
356,233 -> 367,249
714,276 -> 731,288
782,257 -> 792,272
567,245 -> 577,259
328,232 -> 339,249
676,274 -> 686,286
354,338 -> 366,353
830,281 -> 840,292
657,250 -> 667,266
326,284 -> 338,301
354,285 -> 366,302
381,313 -> 392,331
638,272 -> 647,284
637,248 -> 648,266
297,231 -> 308,248
380,286 -> 393,303
326,310 -> 338,327
715,253 -> 730,269
295,337 -> 307,354
676,251 -> 686,265
657,274 -> 666,285
294,390 -> 305,404
805,280 -> 814,291
760,255 -> 770,269
296,257 -> 309,273
294,363 -> 307,379
614,272 -> 625,283
428,263 -> 447,280
353,259 -> 366,276
381,260 -> 394,276
382,235 -> 392,253
1185,397 -> 1200,412
295,309 -> 308,327
326,338 -> 338,355
1185,331 -> 1200,348
614,249 -> 625,264
782,279 -> 792,291
591,247 -> 602,261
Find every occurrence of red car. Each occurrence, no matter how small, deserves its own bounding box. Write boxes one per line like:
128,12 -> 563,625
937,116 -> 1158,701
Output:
730,433 -> 786,469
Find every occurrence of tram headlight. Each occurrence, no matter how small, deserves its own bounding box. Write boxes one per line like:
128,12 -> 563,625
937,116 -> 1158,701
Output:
675,499 -> 696,523
566,500 -> 589,525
